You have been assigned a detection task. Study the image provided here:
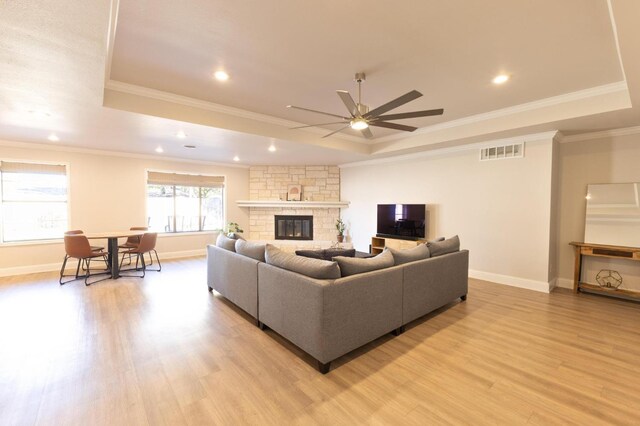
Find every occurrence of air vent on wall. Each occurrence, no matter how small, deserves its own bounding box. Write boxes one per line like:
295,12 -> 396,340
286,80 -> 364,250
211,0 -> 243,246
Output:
479,142 -> 524,161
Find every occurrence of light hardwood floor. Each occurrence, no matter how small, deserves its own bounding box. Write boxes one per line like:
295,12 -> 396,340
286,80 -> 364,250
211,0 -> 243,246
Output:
1,257 -> 639,425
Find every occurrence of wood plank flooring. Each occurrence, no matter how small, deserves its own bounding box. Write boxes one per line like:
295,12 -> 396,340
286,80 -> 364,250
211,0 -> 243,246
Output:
1,257 -> 639,425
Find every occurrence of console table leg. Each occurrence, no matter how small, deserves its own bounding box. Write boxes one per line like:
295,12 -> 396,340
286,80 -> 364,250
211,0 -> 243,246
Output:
573,246 -> 582,293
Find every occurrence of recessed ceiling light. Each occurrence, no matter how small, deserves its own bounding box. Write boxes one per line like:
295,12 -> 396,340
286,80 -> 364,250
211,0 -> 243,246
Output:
233,155 -> 240,162
155,147 -> 164,153
492,74 -> 510,85
30,110 -> 51,118
184,144 -> 196,149
268,144 -> 276,152
47,133 -> 59,142
176,131 -> 187,139
214,71 -> 229,81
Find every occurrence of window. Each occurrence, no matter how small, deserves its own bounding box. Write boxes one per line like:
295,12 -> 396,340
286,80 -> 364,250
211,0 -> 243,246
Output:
146,171 -> 224,233
0,161 -> 68,242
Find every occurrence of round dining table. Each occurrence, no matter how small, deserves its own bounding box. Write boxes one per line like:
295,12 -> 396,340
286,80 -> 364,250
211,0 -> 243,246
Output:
85,231 -> 146,279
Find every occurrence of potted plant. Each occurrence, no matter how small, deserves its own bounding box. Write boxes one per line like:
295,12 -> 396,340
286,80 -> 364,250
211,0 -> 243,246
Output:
226,222 -> 244,238
335,218 -> 346,243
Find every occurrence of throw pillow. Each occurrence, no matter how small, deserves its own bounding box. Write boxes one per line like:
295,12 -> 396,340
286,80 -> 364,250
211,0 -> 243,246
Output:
333,249 -> 395,277
295,249 -> 325,260
325,248 -> 356,261
235,239 -> 266,262
429,235 -> 460,257
426,236 -> 445,246
388,244 -> 430,265
265,245 -> 341,280
227,232 -> 245,240
216,233 -> 237,252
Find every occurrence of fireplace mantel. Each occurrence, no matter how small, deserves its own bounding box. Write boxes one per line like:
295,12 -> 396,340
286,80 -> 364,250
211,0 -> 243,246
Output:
236,200 -> 349,209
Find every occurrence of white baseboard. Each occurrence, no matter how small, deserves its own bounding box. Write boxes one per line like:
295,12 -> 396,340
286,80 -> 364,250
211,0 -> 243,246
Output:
555,278 -> 574,289
0,249 -> 206,278
469,269 -> 553,293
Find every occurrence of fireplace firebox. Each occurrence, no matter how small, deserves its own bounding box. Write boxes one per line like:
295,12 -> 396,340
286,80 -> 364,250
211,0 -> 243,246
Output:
275,215 -> 313,240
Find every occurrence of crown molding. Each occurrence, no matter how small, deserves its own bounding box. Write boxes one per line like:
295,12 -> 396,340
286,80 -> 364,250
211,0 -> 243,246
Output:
339,131 -> 558,168
558,125 -> 640,144
105,80 -> 367,144
0,139 -> 250,169
372,81 -> 629,145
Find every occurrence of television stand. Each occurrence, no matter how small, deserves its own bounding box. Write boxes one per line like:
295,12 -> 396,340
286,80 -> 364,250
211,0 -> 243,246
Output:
371,236 -> 426,255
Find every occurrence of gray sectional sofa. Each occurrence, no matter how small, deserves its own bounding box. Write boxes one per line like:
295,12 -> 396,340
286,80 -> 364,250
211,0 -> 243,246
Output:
207,237 -> 468,373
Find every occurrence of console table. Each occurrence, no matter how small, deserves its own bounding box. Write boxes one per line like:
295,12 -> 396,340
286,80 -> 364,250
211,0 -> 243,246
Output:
569,241 -> 640,301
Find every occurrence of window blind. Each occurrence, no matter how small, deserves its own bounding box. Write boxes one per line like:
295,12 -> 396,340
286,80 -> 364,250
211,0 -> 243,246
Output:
0,161 -> 66,175
147,171 -> 225,188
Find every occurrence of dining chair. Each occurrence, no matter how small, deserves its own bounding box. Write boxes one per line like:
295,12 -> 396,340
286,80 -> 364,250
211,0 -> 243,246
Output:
119,226 -> 149,265
64,230 -> 107,270
119,232 -> 161,278
60,235 -> 111,285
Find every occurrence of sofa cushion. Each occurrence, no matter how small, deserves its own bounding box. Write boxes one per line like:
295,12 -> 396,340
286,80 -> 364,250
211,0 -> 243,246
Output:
235,239 -> 266,262
333,249 -> 395,277
388,244 -> 430,265
216,233 -> 237,252
429,235 -> 460,257
296,248 -> 357,261
265,244 -> 341,280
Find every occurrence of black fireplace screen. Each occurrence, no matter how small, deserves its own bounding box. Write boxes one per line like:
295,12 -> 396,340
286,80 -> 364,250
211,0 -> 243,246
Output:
274,215 -> 313,240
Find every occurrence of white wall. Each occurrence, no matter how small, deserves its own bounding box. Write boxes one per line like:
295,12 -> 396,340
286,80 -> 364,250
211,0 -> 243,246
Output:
0,142 -> 249,275
341,135 -> 557,291
556,133 -> 640,290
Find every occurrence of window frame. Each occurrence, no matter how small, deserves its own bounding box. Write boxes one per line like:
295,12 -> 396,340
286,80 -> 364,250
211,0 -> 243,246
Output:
0,159 -> 71,246
144,169 -> 226,235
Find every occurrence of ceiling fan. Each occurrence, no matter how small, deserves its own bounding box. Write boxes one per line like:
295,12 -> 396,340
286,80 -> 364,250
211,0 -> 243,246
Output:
287,73 -> 444,139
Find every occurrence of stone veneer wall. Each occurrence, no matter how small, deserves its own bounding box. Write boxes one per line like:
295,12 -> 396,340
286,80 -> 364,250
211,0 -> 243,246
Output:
248,166 -> 341,241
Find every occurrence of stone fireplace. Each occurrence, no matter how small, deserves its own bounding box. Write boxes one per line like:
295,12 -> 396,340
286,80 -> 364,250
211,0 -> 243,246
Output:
247,166 -> 342,242
274,215 -> 313,240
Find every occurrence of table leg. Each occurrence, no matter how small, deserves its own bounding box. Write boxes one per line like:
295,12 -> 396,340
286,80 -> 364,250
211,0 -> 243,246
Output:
573,246 -> 581,293
108,237 -> 120,279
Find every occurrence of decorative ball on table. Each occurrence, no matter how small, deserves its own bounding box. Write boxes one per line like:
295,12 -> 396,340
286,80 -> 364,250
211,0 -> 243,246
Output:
596,269 -> 622,289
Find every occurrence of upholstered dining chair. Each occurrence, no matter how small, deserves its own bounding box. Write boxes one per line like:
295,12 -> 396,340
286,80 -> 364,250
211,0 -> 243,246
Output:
119,232 -> 161,278
64,230 -> 107,270
60,235 -> 111,285
119,226 -> 150,265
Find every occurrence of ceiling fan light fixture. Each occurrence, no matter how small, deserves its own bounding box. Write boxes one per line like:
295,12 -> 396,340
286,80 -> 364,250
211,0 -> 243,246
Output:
350,119 -> 368,130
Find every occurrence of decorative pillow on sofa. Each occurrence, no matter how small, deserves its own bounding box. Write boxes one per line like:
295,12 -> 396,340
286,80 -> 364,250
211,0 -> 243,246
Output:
235,239 -> 266,262
429,235 -> 460,257
216,233 -> 237,252
265,244 -> 341,280
294,249 -> 325,260
333,249 -> 394,277
387,244 -> 430,265
426,236 -> 445,245
296,248 -> 357,261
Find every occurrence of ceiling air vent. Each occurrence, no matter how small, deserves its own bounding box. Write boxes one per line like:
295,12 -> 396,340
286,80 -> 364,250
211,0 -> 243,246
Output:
480,142 -> 524,161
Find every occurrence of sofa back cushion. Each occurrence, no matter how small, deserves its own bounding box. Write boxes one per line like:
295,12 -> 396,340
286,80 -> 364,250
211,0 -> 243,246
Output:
216,233 -> 237,252
388,244 -> 430,265
235,239 -> 266,262
296,248 -> 356,261
333,249 -> 394,277
265,244 -> 341,279
429,235 -> 460,257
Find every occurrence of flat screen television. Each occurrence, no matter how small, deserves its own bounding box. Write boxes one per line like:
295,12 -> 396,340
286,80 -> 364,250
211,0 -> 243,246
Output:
377,204 -> 426,240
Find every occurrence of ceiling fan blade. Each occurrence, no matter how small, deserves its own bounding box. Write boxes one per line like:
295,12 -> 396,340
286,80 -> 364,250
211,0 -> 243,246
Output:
374,108 -> 444,121
369,121 -> 418,132
361,127 -> 374,139
286,105 -> 348,120
290,121 -> 348,129
336,90 -> 359,117
322,124 -> 351,138
364,90 -> 423,119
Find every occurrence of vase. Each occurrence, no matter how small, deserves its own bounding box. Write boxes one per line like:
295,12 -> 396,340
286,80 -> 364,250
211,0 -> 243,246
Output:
337,235 -> 344,243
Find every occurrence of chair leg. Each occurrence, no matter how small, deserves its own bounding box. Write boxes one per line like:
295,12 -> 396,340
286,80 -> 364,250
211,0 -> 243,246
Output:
75,258 -> 82,278
153,250 -> 161,272
140,254 -> 146,278
85,256 -> 112,285
59,255 -> 69,285
147,251 -> 153,266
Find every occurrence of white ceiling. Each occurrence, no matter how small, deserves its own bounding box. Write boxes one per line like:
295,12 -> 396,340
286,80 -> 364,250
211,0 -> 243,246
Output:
1,0 -> 640,165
